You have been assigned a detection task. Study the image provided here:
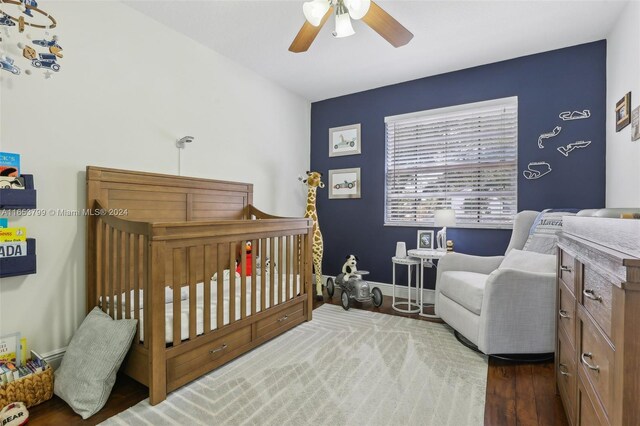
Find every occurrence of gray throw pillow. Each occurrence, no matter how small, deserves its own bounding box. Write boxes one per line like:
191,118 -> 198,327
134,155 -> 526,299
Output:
54,307 -> 137,419
499,249 -> 556,274
522,210 -> 576,254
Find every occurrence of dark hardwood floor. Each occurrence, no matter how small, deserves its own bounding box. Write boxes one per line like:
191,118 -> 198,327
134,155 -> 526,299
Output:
26,295 -> 567,425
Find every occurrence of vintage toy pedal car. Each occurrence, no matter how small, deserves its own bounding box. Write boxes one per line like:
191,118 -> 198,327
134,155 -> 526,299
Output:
326,269 -> 383,311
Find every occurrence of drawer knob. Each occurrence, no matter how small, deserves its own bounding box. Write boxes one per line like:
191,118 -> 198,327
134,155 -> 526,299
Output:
581,352 -> 600,372
583,289 -> 603,302
558,309 -> 571,319
558,363 -> 571,377
560,265 -> 573,273
209,343 -> 228,355
278,314 -> 289,322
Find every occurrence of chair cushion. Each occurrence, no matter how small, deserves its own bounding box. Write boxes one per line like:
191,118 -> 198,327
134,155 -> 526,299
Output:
499,249 -> 556,273
439,271 -> 488,315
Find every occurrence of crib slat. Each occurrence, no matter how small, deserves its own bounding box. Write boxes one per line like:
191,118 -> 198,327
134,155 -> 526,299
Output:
217,243 -> 224,329
203,244 -> 212,333
228,242 -> 236,324
286,235 -> 291,302
134,235 -> 141,344
119,231 -> 126,320
173,248 -> 183,346
125,232 -> 132,319
141,236 -> 148,349
109,227 -> 118,318
188,246 -> 197,340
260,239 -> 266,312
269,238 -> 275,308
278,236 -> 284,304
240,241 -> 247,319
293,234 -> 298,300
251,239 -> 257,315
95,220 -> 103,309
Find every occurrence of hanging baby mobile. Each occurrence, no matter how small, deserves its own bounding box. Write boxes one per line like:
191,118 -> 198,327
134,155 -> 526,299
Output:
0,0 -> 64,78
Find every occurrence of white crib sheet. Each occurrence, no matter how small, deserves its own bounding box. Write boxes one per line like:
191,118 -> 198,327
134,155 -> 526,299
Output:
126,275 -> 302,343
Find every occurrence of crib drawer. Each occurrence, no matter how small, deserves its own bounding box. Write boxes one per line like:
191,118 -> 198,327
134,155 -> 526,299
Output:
167,325 -> 252,386
256,301 -> 305,339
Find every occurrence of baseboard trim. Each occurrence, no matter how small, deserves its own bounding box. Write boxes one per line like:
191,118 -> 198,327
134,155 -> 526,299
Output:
323,275 -> 434,304
42,347 -> 66,370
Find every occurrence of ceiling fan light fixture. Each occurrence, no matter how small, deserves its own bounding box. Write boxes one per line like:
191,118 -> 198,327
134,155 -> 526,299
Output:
303,0 -> 331,27
333,1 -> 355,38
344,0 -> 370,20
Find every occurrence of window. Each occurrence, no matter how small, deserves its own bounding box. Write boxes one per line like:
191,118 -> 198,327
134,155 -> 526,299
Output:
385,97 -> 518,229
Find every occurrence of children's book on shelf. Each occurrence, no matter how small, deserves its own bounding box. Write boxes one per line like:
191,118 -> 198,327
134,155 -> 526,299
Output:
0,152 -> 19,177
0,219 -> 7,228
0,333 -> 20,366
0,228 -> 27,258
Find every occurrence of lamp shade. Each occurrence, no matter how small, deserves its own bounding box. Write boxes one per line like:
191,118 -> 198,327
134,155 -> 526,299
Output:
333,12 -> 355,38
303,0 -> 330,27
434,209 -> 457,227
345,0 -> 371,20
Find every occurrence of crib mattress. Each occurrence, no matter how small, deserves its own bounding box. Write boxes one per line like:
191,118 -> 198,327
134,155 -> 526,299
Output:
105,275 -> 301,343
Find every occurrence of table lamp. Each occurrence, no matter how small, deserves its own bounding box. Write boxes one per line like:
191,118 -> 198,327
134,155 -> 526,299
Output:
434,209 -> 456,251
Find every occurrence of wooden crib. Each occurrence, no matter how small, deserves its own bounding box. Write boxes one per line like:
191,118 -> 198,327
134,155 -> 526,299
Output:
86,166 -> 313,405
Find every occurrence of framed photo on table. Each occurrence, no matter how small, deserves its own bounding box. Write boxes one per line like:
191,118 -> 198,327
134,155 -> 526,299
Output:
417,230 -> 434,250
329,123 -> 361,157
328,167 -> 360,199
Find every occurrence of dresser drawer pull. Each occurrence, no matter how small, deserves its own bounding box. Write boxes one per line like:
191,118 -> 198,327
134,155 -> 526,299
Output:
581,352 -> 600,372
560,265 -> 573,273
277,314 -> 289,322
558,363 -> 570,376
558,309 -> 571,319
209,343 -> 228,355
583,289 -> 602,302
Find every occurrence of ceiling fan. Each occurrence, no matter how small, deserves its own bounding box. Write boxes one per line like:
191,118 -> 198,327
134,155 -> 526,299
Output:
289,0 -> 413,53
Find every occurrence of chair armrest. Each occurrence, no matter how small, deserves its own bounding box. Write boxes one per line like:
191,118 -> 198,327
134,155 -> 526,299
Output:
436,253 -> 504,283
478,268 -> 556,354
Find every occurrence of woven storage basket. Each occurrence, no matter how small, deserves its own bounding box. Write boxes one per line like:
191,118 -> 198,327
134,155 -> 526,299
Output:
0,366 -> 53,409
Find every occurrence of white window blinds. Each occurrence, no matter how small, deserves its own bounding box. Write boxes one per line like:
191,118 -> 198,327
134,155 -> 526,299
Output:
385,97 -> 518,229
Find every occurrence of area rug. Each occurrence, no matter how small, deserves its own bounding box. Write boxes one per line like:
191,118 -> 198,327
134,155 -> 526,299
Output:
101,304 -> 487,426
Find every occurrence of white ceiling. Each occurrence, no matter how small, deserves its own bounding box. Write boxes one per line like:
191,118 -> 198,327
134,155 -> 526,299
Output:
125,0 -> 627,102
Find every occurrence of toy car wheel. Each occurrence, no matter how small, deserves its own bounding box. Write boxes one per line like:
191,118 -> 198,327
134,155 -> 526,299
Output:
372,287 -> 383,307
341,290 -> 350,310
334,144 -> 339,149
11,68 -> 19,75
52,63 -> 60,72
347,183 -> 354,189
33,60 -> 42,68
326,277 -> 335,298
350,141 -> 355,147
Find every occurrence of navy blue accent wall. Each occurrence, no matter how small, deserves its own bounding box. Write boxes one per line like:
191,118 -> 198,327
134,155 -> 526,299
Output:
310,41 -> 606,287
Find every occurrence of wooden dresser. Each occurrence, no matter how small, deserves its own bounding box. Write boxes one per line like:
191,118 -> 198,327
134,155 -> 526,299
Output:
556,216 -> 640,426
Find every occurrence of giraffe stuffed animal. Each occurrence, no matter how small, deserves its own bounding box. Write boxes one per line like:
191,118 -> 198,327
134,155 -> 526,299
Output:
302,171 -> 325,300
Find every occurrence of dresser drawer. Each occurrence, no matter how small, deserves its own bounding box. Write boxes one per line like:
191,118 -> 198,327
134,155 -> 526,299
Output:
256,301 -> 304,339
578,375 -> 608,426
579,266 -> 612,340
558,280 -> 576,348
559,250 -> 576,292
578,311 -> 614,419
557,327 -> 576,425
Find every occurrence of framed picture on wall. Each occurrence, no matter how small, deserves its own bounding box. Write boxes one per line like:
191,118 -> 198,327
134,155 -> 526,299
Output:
328,167 -> 360,199
615,92 -> 631,132
631,106 -> 640,141
329,123 -> 361,157
416,230 -> 434,250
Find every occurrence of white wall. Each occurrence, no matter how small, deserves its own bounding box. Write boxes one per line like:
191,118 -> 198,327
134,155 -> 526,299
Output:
0,1 -> 310,355
606,0 -> 640,207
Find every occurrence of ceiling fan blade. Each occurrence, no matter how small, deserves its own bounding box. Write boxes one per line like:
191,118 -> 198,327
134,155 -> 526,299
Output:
362,1 -> 413,48
289,6 -> 334,53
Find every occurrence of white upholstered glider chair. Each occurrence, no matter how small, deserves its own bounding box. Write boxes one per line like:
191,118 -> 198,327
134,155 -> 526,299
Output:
435,210 -> 557,355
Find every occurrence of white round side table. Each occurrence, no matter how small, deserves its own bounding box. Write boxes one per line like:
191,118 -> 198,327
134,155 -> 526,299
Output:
391,256 -> 421,313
